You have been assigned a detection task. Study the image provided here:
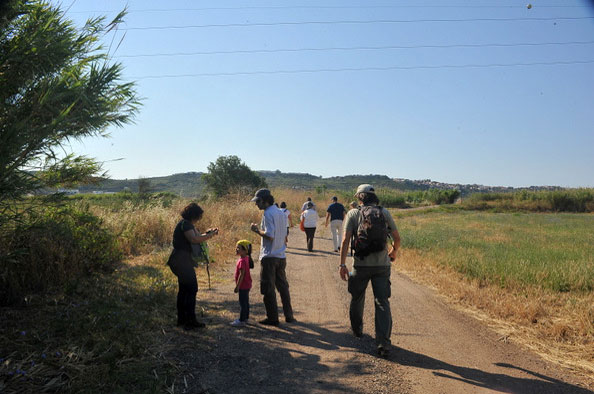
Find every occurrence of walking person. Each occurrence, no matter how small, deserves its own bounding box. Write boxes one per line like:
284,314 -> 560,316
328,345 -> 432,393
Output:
279,201 -> 292,244
167,203 -> 219,330
300,201 -> 318,252
250,189 -> 296,326
231,240 -> 254,327
339,184 -> 401,357
301,196 -> 316,213
325,196 -> 346,252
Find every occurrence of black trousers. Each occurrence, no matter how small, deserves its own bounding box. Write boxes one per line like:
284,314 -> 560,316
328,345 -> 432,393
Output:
260,257 -> 294,322
304,227 -> 316,251
168,249 -> 198,324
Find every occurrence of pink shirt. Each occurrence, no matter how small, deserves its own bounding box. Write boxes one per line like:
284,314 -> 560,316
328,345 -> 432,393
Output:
234,256 -> 252,290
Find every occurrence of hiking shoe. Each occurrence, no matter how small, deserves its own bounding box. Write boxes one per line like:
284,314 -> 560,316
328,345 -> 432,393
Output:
187,320 -> 206,328
377,345 -> 390,358
230,319 -> 245,327
259,318 -> 280,326
285,317 -> 297,323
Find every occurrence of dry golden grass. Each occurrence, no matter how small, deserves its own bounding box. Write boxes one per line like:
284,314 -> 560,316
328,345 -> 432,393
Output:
396,248 -> 594,380
89,189 -> 320,266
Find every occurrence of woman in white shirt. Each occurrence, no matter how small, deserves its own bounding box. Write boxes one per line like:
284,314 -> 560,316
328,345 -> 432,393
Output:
300,202 -> 318,252
279,202 -> 291,243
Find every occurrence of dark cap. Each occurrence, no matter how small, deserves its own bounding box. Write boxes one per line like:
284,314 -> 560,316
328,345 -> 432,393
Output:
250,188 -> 271,202
331,196 -> 338,201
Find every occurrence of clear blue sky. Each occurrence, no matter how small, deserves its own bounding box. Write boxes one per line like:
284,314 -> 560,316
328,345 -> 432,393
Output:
59,1 -> 594,187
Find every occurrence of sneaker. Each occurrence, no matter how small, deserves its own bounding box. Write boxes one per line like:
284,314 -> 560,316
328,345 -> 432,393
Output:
285,317 -> 297,323
230,319 -> 245,327
259,318 -> 280,326
353,330 -> 362,338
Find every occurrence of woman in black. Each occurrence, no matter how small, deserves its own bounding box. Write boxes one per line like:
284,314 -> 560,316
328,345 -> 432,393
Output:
167,203 -> 218,330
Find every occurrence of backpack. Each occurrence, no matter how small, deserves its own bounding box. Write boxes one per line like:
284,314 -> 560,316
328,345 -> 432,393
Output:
352,205 -> 388,259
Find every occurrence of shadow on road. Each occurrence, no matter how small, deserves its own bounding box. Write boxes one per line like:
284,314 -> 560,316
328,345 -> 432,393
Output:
389,346 -> 593,394
170,298 -> 380,394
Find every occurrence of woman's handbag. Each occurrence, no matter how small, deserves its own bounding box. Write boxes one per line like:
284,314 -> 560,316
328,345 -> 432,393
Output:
299,217 -> 305,232
191,229 -> 210,265
191,243 -> 209,265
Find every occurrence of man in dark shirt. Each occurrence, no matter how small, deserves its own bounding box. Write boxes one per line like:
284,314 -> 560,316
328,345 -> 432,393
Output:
325,196 -> 346,252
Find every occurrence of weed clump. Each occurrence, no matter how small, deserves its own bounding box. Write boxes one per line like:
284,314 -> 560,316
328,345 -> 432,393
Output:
0,206 -> 121,305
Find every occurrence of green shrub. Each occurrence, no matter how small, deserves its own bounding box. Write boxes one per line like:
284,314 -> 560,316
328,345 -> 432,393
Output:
463,189 -> 594,212
0,206 -> 121,305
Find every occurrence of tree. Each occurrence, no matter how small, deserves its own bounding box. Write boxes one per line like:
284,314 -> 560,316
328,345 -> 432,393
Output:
0,0 -> 140,224
202,155 -> 267,197
137,177 -> 152,197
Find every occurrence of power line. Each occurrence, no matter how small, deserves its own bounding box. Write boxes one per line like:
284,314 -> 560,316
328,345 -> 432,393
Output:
116,40 -> 594,58
120,16 -> 594,31
70,5 -> 590,14
131,59 -> 594,79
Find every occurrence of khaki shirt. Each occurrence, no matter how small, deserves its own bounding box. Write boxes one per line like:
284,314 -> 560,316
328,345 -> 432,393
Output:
343,206 -> 398,267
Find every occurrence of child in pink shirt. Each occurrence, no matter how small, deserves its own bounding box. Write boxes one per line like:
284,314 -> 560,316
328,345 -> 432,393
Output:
231,240 -> 253,327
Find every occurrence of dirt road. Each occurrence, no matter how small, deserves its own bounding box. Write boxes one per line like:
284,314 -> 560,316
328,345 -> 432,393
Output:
172,219 -> 593,393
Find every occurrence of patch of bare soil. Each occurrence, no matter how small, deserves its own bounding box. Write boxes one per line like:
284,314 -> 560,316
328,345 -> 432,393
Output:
164,219 -> 593,393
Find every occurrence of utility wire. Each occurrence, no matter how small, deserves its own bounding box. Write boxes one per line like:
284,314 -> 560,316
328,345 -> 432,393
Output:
120,16 -> 594,31
117,40 -> 594,58
132,59 -> 594,79
70,5 -> 590,14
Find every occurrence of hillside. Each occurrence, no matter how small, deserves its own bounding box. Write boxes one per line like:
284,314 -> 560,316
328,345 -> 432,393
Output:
70,171 -> 563,197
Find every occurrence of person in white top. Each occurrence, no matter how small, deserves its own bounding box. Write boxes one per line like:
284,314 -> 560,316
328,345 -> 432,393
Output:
301,197 -> 316,213
300,202 -> 318,252
250,189 -> 295,325
279,202 -> 292,244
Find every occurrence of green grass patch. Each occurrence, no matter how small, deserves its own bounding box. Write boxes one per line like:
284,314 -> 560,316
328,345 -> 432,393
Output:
395,211 -> 594,292
0,253 -> 183,393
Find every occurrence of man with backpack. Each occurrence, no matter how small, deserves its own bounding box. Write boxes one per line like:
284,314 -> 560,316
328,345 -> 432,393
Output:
339,184 -> 401,357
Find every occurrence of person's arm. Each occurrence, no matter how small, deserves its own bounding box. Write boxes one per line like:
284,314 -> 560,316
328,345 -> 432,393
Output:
250,223 -> 273,240
184,227 -> 218,244
388,228 -> 401,262
339,229 -> 352,281
251,211 -> 274,241
287,212 -> 293,227
235,268 -> 245,293
325,212 -> 330,227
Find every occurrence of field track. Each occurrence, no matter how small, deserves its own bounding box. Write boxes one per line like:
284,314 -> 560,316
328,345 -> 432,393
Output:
172,217 -> 592,393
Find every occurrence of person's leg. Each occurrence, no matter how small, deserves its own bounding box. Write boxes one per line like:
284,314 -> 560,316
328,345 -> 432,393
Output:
335,220 -> 343,249
176,282 -> 186,325
168,253 -> 186,325
330,220 -> 341,250
348,267 -> 370,336
305,227 -> 315,251
274,258 -> 294,321
370,266 -> 392,351
172,255 -> 200,327
260,257 -> 279,322
239,289 -> 249,321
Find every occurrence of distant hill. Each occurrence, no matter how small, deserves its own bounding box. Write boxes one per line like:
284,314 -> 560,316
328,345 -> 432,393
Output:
73,171 -> 562,197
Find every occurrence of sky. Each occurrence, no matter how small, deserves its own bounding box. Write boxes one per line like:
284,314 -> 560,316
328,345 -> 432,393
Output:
57,0 -> 594,188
